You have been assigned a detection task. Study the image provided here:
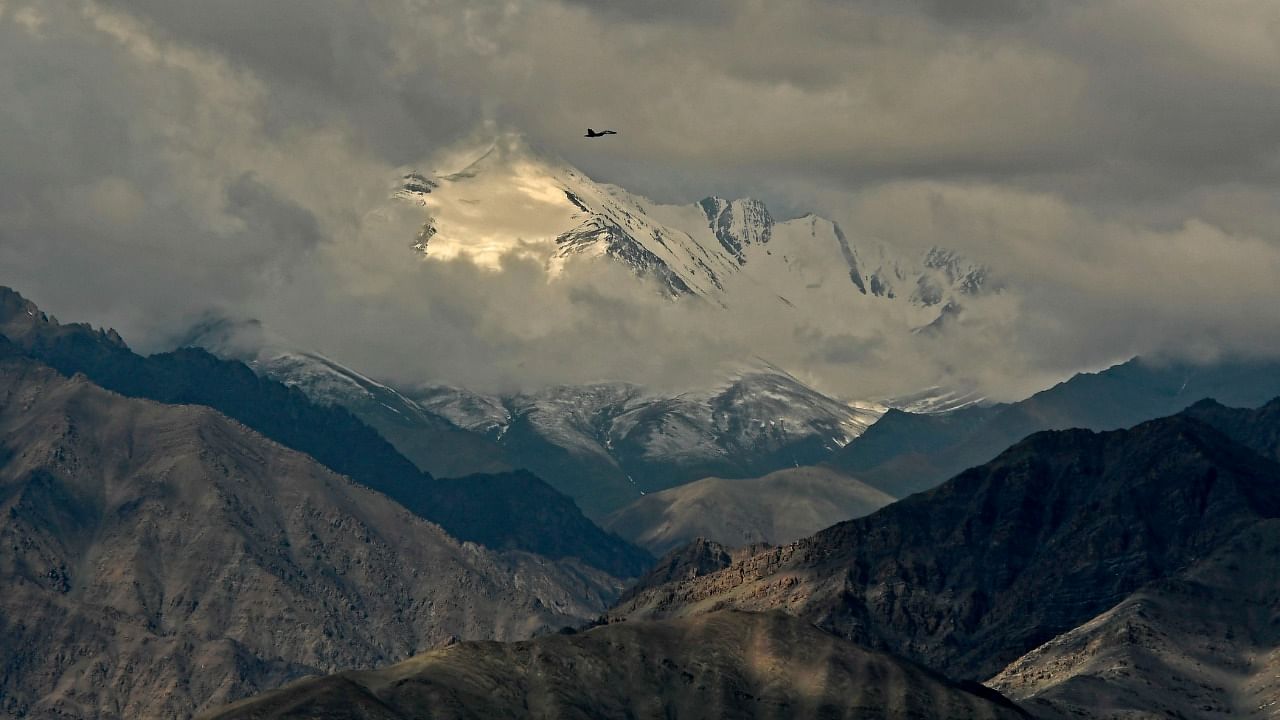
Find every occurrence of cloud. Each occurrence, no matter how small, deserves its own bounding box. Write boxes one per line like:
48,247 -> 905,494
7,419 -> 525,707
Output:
558,0 -> 734,24
1,0 -> 1279,403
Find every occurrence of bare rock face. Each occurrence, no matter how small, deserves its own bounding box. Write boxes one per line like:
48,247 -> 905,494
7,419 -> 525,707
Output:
203,611 -> 1029,720
618,538 -> 775,604
991,518 -> 1280,718
612,410 -> 1280,683
0,351 -> 621,719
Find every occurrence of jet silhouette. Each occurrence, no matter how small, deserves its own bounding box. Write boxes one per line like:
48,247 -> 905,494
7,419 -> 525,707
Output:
584,128 -> 617,138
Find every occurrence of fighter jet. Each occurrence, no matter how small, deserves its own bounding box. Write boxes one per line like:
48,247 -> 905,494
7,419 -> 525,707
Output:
584,128 -> 617,138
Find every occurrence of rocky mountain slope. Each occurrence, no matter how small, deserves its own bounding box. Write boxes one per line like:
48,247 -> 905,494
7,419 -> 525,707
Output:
618,539 -> 776,602
983,398 -> 1280,718
991,518 -> 1280,718
203,611 -> 1028,720
0,287 -> 651,577
612,407 -> 1280,683
828,355 -> 1280,497
603,466 -> 895,555
0,346 -> 620,719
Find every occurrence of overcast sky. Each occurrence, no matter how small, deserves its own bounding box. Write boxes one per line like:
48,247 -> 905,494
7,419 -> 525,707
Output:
2,0 -> 1279,400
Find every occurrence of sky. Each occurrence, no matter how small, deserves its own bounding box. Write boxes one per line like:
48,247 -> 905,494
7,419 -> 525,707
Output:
1,0 -> 1279,401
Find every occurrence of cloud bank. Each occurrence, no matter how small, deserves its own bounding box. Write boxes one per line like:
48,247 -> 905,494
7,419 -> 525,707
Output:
2,0 -> 1279,401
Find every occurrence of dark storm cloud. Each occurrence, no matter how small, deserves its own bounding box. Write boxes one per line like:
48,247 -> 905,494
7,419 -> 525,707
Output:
562,0 -> 1038,26
2,0 -> 1279,400
541,0 -> 1280,205
224,173 -> 324,258
96,0 -> 479,159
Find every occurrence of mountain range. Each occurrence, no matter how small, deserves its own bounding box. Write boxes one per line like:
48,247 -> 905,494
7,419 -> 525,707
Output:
401,134 -> 990,325
610,398 -> 1280,717
0,341 -> 620,719
195,392 -> 1280,718
0,288 -> 650,577
190,330 -> 885,519
829,354 -> 1280,497
227,330 -> 1280,556
192,309 -> 1280,556
6,154 -> 1280,718
8,276 -> 1280,718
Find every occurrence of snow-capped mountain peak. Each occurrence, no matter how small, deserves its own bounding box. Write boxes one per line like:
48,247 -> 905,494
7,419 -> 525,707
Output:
398,135 -> 992,322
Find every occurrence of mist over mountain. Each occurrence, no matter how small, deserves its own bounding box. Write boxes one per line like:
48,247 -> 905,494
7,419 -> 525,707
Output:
145,131 -> 1031,404
402,135 -> 991,317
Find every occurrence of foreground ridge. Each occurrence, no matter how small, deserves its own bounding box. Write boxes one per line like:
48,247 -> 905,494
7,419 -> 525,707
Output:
203,611 -> 1027,720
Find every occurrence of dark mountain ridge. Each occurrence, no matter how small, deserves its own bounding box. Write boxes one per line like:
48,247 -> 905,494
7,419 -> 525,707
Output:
614,404 -> 1280,681
0,287 -> 650,577
203,611 -> 1029,720
830,355 -> 1280,496
1184,395 -> 1280,462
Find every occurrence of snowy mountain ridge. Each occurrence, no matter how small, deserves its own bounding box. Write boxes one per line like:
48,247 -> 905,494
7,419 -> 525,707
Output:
412,371 -> 886,465
399,135 -> 990,324
185,321 -> 889,514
